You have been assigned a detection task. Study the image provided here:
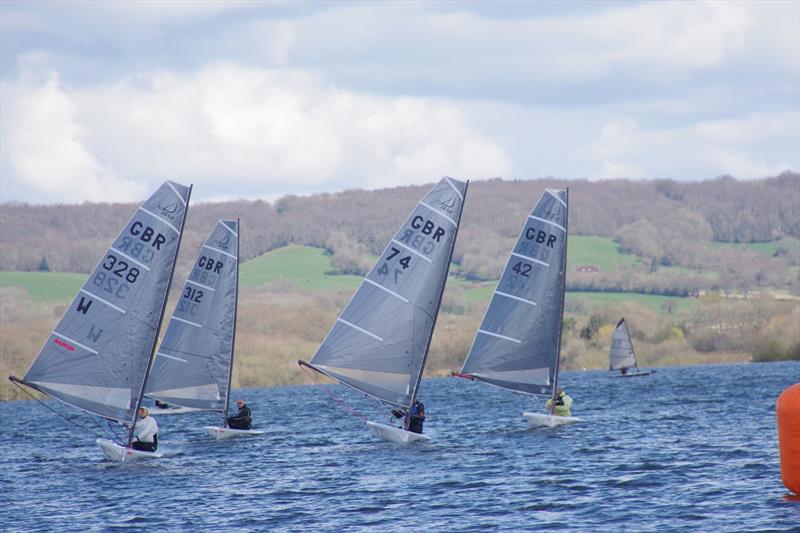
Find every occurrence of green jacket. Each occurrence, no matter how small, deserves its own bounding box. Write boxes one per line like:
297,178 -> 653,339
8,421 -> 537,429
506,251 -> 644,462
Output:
545,392 -> 573,417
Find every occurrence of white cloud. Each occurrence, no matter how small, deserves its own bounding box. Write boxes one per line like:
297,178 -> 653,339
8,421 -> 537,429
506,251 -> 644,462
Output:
582,113 -> 798,180
0,1 -> 797,202
2,72 -> 145,202
2,62 -> 511,202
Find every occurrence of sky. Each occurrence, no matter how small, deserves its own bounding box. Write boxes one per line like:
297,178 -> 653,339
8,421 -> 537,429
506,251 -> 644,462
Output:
0,0 -> 798,204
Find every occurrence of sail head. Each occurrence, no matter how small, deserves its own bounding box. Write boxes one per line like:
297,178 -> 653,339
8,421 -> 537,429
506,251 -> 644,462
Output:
460,189 -> 568,396
22,181 -> 190,423
145,219 -> 239,411
309,177 -> 466,407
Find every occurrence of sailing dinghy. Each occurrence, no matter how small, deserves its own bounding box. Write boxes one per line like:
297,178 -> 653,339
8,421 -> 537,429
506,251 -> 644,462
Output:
455,188 -> 579,428
300,177 -> 468,443
609,318 -> 650,377
144,219 -> 263,440
10,181 -> 191,461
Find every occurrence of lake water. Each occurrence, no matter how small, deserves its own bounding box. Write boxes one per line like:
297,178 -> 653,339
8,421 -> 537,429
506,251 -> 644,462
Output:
2,361 -> 799,531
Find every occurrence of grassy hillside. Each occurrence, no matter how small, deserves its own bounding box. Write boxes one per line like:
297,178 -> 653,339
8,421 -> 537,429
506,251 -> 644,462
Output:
0,271 -> 85,303
710,237 -> 800,257
240,245 -> 361,290
568,236 -> 642,271
1,239 -> 659,304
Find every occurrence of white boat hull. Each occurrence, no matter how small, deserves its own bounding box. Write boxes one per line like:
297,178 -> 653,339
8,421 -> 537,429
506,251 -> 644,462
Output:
366,421 -> 431,443
523,412 -> 581,428
203,426 -> 265,441
96,438 -> 164,462
614,371 -> 651,378
148,406 -> 202,415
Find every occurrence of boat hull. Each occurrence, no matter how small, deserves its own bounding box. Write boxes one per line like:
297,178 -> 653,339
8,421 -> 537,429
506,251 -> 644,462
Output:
614,371 -> 651,378
96,438 -> 164,462
366,421 -> 431,443
523,412 -> 580,428
203,426 -> 265,441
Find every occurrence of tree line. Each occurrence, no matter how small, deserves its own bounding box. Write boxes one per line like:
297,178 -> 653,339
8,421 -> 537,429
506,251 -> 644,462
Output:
1,172 -> 797,295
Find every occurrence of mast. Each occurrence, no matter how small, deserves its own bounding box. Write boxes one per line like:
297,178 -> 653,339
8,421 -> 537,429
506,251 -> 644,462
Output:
551,187 -> 569,400
127,184 -> 192,447
222,219 -> 240,427
407,180 -> 469,414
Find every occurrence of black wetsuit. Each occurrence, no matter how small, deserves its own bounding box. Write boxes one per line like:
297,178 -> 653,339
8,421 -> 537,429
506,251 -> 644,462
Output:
392,401 -> 426,434
227,405 -> 252,430
132,434 -> 158,452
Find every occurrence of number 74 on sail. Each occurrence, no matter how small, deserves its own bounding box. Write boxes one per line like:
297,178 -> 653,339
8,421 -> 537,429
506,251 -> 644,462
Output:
300,177 -> 468,443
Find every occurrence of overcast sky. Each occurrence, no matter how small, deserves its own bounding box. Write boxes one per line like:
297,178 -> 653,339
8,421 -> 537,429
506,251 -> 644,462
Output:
1,0 -> 798,203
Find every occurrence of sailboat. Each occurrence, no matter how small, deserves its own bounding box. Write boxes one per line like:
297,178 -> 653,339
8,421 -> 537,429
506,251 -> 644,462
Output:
145,219 -> 263,440
609,318 -> 650,377
455,188 -> 579,428
9,181 -> 191,461
299,177 -> 468,443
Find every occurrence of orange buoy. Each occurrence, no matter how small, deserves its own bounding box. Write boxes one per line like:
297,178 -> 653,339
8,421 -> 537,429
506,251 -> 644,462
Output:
777,383 -> 800,495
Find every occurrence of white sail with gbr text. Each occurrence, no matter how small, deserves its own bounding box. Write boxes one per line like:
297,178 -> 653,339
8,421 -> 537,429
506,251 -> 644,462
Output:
17,181 -> 191,425
302,177 -> 468,409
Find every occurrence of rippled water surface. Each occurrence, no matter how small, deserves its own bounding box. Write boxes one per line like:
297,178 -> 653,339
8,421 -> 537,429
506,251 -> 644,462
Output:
2,362 -> 799,531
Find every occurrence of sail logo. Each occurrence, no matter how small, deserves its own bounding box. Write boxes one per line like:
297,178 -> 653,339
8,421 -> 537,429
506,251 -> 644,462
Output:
158,201 -> 179,221
438,196 -> 456,215
54,338 -> 75,352
214,232 -> 231,250
544,206 -> 562,221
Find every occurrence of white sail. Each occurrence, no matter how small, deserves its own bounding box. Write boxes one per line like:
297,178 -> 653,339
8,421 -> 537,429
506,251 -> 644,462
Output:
302,177 -> 468,408
145,219 -> 239,414
610,318 -> 637,371
459,189 -> 569,397
15,181 -> 191,425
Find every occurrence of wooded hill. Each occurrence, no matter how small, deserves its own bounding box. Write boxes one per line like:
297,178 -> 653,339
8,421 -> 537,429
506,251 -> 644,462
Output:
1,172 -> 798,296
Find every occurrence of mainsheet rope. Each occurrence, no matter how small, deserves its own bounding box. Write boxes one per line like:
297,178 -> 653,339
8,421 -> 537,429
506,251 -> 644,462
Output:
12,380 -> 128,445
301,364 -> 389,423
12,379 -> 97,434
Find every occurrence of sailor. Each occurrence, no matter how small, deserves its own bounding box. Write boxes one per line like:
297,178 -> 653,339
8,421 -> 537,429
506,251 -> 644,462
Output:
154,399 -> 170,409
545,389 -> 573,417
227,399 -> 252,430
131,407 -> 159,452
392,399 -> 426,434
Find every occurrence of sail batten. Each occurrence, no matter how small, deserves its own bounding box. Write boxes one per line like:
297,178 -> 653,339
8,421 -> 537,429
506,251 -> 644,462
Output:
20,181 -> 191,424
307,177 -> 467,408
460,189 -> 569,397
144,219 -> 240,413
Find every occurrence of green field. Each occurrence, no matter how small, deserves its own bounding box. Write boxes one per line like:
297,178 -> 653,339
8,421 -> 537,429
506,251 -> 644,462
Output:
239,245 -> 362,290
710,237 -> 800,257
0,242 -> 691,313
454,280 -> 693,314
0,271 -> 86,303
566,290 -> 694,313
567,236 -> 642,271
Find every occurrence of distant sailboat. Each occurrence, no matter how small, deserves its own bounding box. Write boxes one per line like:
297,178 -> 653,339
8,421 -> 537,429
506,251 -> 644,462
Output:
609,318 -> 650,377
9,181 -> 191,461
145,219 -> 263,440
299,177 -> 468,443
455,188 -> 579,428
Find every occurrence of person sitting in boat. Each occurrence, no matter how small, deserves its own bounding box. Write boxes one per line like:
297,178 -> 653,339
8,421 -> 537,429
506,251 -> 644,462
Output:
621,367 -> 628,375
227,399 -> 252,430
154,399 -> 170,409
545,389 -> 573,417
131,406 -> 159,452
391,400 -> 426,434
